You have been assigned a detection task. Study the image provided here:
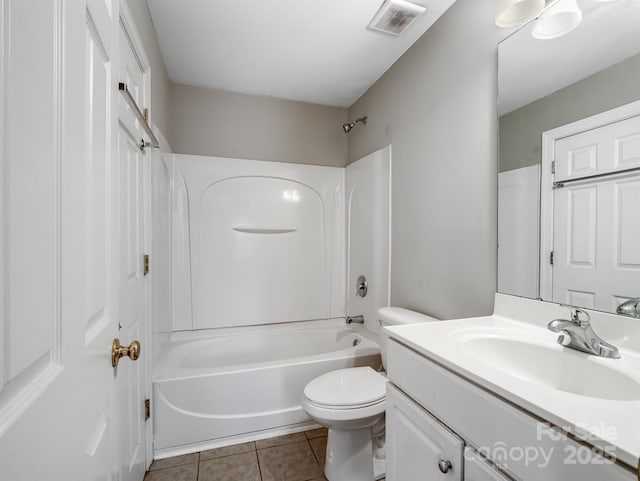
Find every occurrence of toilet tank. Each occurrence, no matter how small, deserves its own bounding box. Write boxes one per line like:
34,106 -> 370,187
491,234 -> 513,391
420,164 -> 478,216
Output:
378,307 -> 439,369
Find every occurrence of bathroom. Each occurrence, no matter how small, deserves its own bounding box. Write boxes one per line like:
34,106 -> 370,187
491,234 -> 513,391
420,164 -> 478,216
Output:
1,0 -> 639,480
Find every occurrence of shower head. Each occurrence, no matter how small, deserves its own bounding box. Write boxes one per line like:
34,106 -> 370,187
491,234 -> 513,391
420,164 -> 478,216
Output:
342,116 -> 367,133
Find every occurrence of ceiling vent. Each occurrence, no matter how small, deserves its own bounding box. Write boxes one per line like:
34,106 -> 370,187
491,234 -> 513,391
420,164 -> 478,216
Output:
368,0 -> 427,36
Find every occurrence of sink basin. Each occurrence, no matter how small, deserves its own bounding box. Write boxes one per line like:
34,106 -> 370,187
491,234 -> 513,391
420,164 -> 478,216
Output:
455,334 -> 640,401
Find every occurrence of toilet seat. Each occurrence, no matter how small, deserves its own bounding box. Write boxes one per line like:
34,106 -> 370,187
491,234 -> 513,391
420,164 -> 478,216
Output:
303,397 -> 385,423
304,367 -> 387,407
302,367 -> 387,423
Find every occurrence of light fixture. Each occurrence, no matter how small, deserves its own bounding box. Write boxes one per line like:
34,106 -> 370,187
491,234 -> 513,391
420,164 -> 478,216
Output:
531,0 -> 583,39
495,0 -> 545,28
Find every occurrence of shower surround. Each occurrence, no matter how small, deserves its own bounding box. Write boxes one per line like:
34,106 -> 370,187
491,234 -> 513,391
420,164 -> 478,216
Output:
151,148 -> 391,457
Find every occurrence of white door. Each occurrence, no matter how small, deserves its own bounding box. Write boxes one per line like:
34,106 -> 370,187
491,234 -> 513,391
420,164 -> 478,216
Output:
551,115 -> 640,312
0,0 -> 148,479
497,164 -> 540,299
386,384 -> 463,481
114,12 -> 151,479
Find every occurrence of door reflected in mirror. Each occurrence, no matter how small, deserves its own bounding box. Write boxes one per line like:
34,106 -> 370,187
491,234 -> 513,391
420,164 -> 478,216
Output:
497,0 -> 640,314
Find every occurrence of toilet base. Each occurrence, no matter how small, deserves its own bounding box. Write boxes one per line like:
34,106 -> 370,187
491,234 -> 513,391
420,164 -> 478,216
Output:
373,457 -> 385,480
324,428 -> 386,481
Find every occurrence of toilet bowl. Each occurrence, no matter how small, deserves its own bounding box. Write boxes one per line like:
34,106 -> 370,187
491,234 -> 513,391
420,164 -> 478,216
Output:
301,307 -> 439,481
302,367 -> 386,481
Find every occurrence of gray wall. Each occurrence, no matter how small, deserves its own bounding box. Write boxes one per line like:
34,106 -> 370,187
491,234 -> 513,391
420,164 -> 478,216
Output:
348,0 -> 506,320
500,53 -> 640,173
126,0 -> 171,137
168,83 -> 349,167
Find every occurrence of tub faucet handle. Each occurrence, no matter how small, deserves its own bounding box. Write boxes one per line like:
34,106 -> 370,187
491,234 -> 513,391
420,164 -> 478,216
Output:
356,275 -> 368,297
346,315 -> 365,324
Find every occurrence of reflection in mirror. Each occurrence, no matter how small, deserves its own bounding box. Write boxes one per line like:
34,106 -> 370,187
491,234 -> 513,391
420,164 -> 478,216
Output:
497,0 -> 640,314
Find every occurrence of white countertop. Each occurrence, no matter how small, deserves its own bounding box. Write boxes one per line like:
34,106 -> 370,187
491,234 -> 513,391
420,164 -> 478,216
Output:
385,296 -> 640,469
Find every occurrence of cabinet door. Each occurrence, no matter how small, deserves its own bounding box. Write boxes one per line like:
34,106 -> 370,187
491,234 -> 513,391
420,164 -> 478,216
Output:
387,384 -> 463,481
464,448 -> 510,481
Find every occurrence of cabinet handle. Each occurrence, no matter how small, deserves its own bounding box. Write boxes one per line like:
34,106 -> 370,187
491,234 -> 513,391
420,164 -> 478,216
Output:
438,459 -> 452,474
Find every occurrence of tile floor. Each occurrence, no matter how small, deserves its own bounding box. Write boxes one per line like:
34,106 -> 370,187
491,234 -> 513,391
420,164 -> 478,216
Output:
145,428 -> 330,481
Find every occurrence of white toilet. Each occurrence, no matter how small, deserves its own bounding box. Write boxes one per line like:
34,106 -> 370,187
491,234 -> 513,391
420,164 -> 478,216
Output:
301,307 -> 438,481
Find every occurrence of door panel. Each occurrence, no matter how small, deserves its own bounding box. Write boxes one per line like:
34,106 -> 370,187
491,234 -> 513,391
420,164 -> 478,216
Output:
115,18 -> 149,481
616,179 -> 640,268
84,0 -> 118,478
0,0 -> 149,479
85,9 -> 111,345
552,115 -> 640,311
0,0 -> 119,479
386,384 -> 463,481
0,0 -> 59,400
555,115 -> 640,181
115,121 -> 146,480
553,175 -> 640,311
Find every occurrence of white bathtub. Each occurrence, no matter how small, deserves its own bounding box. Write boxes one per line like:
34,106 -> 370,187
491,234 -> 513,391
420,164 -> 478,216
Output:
153,320 -> 381,457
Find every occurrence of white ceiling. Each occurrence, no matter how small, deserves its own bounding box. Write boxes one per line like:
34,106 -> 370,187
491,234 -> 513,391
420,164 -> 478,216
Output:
498,0 -> 640,116
147,0 -> 457,108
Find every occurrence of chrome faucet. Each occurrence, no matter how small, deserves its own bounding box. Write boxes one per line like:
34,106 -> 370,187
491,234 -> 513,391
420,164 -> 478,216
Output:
616,298 -> 640,319
346,315 -> 365,324
547,308 -> 620,359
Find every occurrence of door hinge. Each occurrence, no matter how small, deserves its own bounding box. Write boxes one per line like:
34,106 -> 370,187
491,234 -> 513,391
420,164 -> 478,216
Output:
144,398 -> 151,421
549,251 -> 555,265
551,160 -> 556,174
143,254 -> 150,276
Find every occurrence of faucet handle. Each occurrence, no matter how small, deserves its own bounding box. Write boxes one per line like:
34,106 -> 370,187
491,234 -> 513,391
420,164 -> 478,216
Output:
570,308 -> 590,326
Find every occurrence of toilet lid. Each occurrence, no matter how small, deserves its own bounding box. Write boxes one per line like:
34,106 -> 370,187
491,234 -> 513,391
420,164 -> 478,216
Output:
304,367 -> 387,408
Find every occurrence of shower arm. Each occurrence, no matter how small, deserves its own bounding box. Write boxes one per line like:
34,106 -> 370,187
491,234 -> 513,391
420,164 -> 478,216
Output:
342,116 -> 368,133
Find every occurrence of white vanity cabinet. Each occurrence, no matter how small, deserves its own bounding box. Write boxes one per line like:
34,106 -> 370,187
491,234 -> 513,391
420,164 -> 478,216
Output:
386,384 -> 463,480
385,338 -> 636,481
386,384 -> 508,481
464,449 -> 511,481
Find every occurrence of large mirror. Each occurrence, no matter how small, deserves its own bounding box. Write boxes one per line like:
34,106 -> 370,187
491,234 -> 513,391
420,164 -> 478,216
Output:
497,0 -> 640,315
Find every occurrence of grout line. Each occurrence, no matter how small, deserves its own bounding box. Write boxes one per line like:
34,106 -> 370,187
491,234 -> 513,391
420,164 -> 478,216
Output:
307,439 -> 318,465
255,447 -> 264,481
196,452 -> 200,481
200,449 -> 257,461
308,437 -> 327,467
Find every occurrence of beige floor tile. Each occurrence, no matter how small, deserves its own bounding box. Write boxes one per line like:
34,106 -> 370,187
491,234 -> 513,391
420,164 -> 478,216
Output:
255,432 -> 307,449
144,463 -> 198,481
200,441 -> 256,461
308,437 -> 327,469
258,440 -> 323,481
199,451 -> 261,481
149,453 -> 200,471
304,428 -> 328,440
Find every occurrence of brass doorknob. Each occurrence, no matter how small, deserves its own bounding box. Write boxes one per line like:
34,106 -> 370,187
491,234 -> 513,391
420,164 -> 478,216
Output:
112,338 -> 141,367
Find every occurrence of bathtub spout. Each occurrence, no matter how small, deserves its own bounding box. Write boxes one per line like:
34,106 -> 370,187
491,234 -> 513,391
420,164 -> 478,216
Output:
346,315 -> 365,324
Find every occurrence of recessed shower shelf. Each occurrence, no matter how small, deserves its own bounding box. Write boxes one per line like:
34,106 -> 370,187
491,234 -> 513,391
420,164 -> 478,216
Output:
232,227 -> 298,234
